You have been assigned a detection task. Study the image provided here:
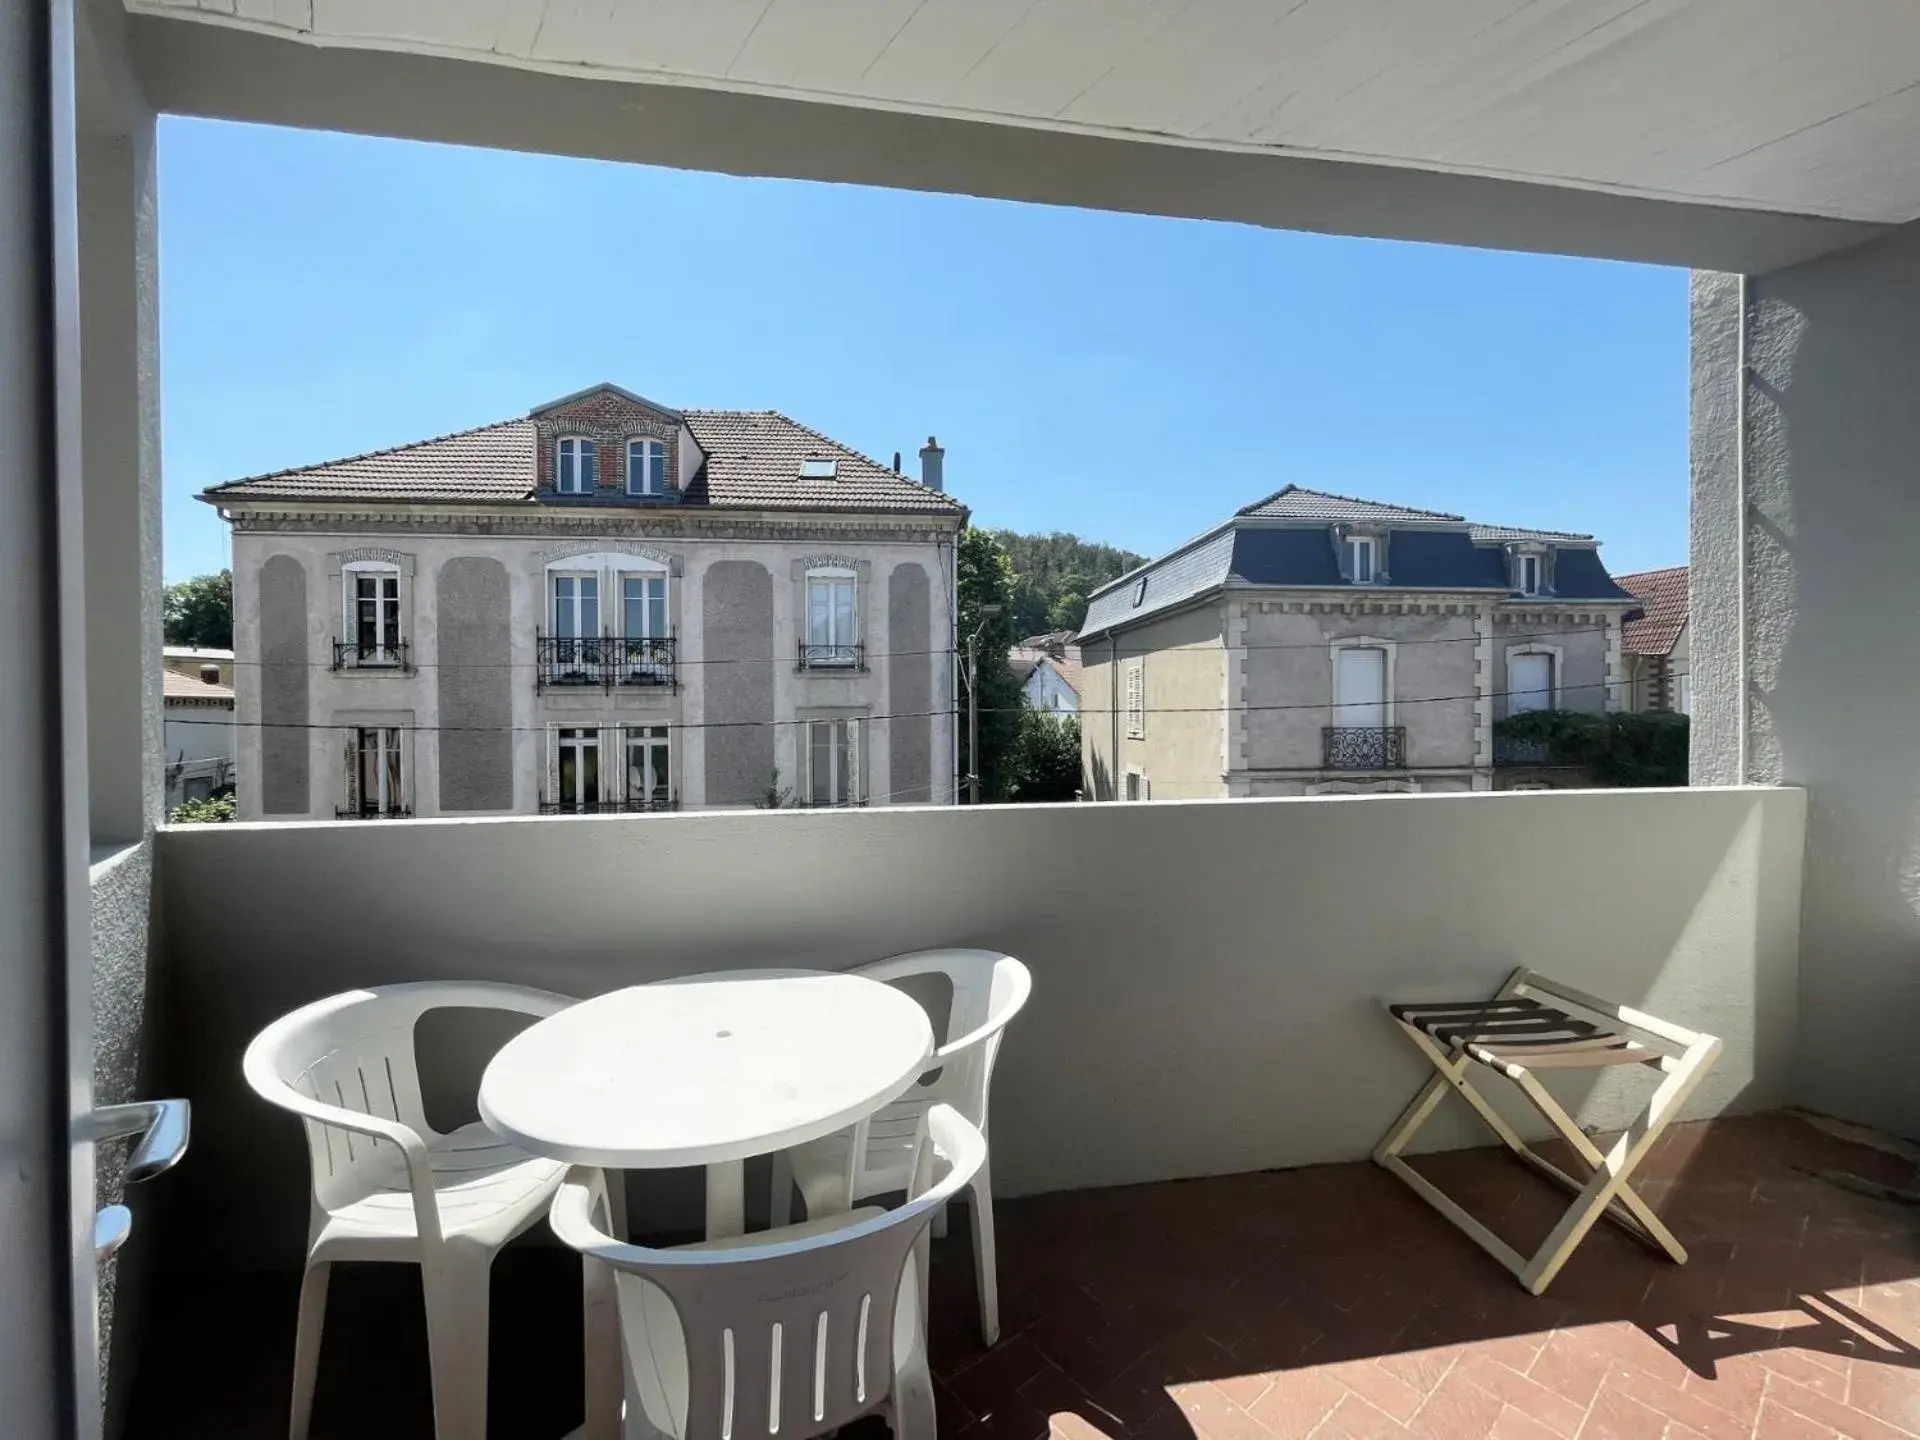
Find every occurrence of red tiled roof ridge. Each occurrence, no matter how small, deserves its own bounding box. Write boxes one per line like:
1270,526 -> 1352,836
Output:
1617,563 -> 1688,585
201,399 -> 964,514
685,408 -> 953,503
204,415 -> 532,494
1619,564 -> 1688,655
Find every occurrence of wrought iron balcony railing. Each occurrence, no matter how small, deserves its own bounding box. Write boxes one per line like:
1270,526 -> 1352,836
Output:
536,633 -> 677,691
332,807 -> 413,820
538,796 -> 680,816
332,640 -> 412,672
797,641 -> 865,671
1322,725 -> 1407,770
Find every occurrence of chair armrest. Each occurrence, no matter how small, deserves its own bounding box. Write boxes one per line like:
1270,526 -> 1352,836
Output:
252,1080 -> 444,1246
931,1015 -> 1009,1064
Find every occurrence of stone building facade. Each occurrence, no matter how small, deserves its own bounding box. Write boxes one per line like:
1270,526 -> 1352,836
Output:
206,384 -> 964,819
1079,487 -> 1637,799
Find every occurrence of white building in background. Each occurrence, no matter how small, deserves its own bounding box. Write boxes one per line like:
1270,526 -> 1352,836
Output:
162,657 -> 234,809
1010,632 -> 1082,721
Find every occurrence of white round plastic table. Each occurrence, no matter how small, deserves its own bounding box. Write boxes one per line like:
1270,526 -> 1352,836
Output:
477,967 -> 934,1239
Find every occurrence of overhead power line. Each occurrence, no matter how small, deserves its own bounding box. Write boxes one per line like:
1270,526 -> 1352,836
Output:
164,668 -> 1688,732
210,624 -> 1626,671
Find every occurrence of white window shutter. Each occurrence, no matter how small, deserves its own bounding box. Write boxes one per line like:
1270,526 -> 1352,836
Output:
344,730 -> 360,814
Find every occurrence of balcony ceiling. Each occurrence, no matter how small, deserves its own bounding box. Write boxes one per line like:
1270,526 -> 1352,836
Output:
119,0 -> 1920,269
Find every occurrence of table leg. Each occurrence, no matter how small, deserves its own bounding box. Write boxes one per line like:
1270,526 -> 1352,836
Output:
706,1160 -> 746,1238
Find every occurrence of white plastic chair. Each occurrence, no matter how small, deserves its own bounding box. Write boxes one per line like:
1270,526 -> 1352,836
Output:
770,949 -> 1030,1345
551,1104 -> 986,1440
243,980 -> 578,1440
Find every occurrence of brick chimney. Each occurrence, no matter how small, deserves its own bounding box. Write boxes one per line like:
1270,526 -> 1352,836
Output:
919,436 -> 945,492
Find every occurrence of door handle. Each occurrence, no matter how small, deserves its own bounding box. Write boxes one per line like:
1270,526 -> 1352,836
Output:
80,1099 -> 190,1261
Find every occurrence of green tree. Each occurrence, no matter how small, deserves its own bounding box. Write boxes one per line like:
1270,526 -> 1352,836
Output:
990,531 -> 1145,637
1009,712 -> 1083,802
1493,709 -> 1689,787
164,570 -> 234,649
957,528 -> 1024,802
168,793 -> 236,824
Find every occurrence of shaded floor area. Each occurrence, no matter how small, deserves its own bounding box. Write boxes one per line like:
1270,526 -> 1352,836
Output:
128,1113 -> 1920,1439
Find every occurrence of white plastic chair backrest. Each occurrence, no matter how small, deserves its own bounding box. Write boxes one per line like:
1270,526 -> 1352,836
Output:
550,1105 -> 987,1440
242,980 -> 573,1217
856,950 -> 1031,1129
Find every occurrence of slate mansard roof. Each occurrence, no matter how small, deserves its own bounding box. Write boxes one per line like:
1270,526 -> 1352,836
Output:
1081,486 -> 1634,638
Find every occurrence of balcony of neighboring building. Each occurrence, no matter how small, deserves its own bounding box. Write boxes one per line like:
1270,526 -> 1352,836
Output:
1321,725 -> 1408,771
535,633 -> 679,693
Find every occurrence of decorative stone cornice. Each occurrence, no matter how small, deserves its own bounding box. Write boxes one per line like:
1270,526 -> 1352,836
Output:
1494,607 -> 1625,627
336,546 -> 410,567
537,541 -> 679,569
230,509 -> 958,547
1250,596 -> 1483,617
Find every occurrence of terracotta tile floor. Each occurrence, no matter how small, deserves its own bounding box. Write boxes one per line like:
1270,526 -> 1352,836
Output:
921,1113 -> 1920,1440
129,1112 -> 1920,1439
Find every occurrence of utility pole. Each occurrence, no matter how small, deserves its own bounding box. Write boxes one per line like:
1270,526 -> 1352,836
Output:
965,603 -> 1002,804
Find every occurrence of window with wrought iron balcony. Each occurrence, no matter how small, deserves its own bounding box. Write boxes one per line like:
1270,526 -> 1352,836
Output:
798,564 -> 864,670
332,561 -> 412,672
539,565 -> 677,691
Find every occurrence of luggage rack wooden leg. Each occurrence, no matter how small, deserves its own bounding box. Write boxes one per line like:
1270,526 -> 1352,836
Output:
1373,969 -> 1721,1295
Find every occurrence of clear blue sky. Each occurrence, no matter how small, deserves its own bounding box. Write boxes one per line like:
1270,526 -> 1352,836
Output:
160,117 -> 1689,584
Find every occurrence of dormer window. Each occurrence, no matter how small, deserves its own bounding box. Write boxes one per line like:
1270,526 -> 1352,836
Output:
1516,552 -> 1544,596
1344,535 -> 1378,585
556,437 -> 597,494
627,438 -> 666,497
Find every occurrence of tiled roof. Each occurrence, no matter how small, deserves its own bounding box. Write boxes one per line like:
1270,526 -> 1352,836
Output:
1468,522 -> 1596,543
1050,650 -> 1084,698
203,402 -> 963,515
1010,646 -> 1083,699
681,411 -> 960,513
1619,565 -> 1688,655
1019,630 -> 1079,652
1237,485 -> 1463,523
204,418 -> 538,502
163,668 -> 233,703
